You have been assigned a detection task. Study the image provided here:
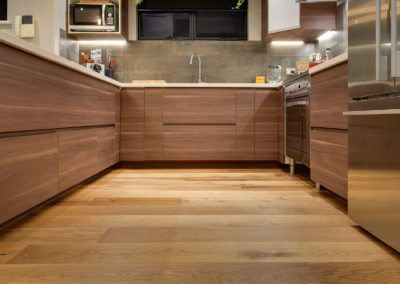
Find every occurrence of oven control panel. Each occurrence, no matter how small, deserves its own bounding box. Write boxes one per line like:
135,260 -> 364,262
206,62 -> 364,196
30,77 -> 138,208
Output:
284,76 -> 310,99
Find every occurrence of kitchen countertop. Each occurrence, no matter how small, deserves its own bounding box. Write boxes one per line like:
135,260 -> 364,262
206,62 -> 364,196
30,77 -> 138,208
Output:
0,31 -> 282,89
309,52 -> 348,75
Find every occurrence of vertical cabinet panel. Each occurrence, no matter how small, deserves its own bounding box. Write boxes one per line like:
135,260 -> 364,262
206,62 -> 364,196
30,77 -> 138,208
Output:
0,133 -> 59,224
121,89 -> 145,161
236,89 -> 255,160
311,129 -> 348,199
255,89 -> 280,160
144,88 -> 163,160
59,126 -> 117,191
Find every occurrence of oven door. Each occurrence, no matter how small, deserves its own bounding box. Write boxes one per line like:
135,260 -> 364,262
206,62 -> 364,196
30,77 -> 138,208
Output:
285,97 -> 309,165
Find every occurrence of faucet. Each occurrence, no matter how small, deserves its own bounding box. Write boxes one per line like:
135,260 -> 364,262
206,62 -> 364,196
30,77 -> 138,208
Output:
189,54 -> 204,83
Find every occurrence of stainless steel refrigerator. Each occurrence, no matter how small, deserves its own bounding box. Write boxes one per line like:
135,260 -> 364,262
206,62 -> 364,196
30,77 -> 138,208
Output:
348,0 -> 400,252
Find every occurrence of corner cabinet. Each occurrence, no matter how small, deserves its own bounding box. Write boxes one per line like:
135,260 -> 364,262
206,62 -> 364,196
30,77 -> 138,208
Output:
120,87 -> 283,162
262,0 -> 337,42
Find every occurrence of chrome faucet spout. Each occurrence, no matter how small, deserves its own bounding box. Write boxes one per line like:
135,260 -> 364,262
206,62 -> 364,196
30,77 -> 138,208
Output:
189,54 -> 203,83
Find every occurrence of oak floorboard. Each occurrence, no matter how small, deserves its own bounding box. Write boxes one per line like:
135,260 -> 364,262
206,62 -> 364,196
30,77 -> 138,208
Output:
0,166 -> 398,283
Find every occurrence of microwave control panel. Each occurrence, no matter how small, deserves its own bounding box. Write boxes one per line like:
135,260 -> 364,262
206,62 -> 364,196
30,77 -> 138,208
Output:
106,5 -> 114,25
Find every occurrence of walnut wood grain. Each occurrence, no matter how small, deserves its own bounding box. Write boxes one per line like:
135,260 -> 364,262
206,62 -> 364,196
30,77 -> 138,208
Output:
120,89 -> 145,161
144,88 -> 163,160
58,126 -> 118,191
236,89 -> 255,160
163,88 -> 236,124
0,43 -> 118,133
163,125 -> 236,161
255,89 -> 280,161
311,128 -> 348,199
277,89 -> 285,164
311,63 -> 349,130
0,133 -> 59,224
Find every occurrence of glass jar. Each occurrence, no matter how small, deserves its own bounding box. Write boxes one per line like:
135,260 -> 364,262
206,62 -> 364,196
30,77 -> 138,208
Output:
267,65 -> 282,83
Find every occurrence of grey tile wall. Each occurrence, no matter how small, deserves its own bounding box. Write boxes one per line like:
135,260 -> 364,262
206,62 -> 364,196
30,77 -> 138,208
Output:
80,40 -> 314,83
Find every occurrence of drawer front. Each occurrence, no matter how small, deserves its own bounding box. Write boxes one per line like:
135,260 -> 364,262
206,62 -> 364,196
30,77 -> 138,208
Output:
59,126 -> 117,191
311,128 -> 348,199
163,88 -> 236,124
163,125 -> 236,160
0,133 -> 59,224
310,63 -> 348,130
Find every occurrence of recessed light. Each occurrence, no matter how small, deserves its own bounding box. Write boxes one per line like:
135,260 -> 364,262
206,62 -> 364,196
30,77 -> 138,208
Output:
271,41 -> 305,46
317,31 -> 336,41
78,40 -> 127,46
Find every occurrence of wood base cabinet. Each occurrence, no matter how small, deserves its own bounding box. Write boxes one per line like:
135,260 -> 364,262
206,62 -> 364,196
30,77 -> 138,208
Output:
0,133 -> 59,224
311,129 -> 348,199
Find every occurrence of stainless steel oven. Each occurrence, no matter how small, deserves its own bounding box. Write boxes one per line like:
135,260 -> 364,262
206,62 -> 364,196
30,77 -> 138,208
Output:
284,74 -> 310,173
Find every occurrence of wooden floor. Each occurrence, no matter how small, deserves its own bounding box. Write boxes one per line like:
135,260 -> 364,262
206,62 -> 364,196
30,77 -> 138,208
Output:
0,164 -> 399,283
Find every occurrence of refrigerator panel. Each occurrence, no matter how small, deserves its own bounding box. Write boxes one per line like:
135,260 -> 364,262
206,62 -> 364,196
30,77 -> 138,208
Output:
349,0 -> 395,99
348,98 -> 400,253
394,0 -> 400,92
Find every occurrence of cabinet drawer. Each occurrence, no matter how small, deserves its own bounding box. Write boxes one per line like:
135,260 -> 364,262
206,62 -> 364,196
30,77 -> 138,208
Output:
311,129 -> 348,199
310,63 -> 348,130
0,133 -> 59,224
163,125 -> 236,160
59,126 -> 117,191
163,88 -> 236,124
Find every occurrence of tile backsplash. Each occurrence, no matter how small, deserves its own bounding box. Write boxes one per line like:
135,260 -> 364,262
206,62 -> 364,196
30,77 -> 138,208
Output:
80,41 -> 314,83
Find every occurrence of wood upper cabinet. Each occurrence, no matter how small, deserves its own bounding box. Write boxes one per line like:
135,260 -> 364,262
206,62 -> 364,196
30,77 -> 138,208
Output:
0,133 -> 59,224
262,1 -> 337,42
311,62 -> 349,130
121,88 -> 145,161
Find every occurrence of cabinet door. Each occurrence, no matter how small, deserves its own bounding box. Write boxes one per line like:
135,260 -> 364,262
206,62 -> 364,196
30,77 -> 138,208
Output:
311,129 -> 348,199
236,89 -> 255,160
311,63 -> 349,130
121,88 -> 145,161
255,89 -> 279,160
163,125 -> 236,160
144,88 -> 163,160
268,0 -> 300,34
0,133 -> 59,224
58,126 -> 117,191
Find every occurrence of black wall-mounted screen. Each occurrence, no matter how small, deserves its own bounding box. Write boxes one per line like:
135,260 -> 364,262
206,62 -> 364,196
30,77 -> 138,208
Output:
0,0 -> 7,21
138,0 -> 248,41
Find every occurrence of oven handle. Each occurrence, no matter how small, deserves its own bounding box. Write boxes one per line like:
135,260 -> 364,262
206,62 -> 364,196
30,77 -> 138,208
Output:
286,101 -> 309,107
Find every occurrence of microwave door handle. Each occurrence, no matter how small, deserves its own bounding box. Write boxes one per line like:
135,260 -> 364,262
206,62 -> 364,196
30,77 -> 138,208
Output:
102,5 -> 106,26
391,0 -> 400,77
377,0 -> 382,80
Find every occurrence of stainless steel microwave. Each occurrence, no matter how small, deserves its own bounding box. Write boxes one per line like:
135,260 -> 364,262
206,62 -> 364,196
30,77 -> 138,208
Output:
69,4 -> 117,32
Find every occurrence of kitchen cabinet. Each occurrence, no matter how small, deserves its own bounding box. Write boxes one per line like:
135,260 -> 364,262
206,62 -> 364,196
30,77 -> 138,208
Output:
120,87 -> 282,162
262,1 -> 337,42
310,62 -> 348,199
255,89 -> 279,161
267,0 -> 300,34
0,133 -> 59,224
58,126 -> 118,191
121,88 -> 145,161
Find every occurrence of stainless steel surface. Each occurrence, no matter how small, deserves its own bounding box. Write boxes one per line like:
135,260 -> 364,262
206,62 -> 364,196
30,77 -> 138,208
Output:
348,0 -> 394,98
348,99 -> 400,253
349,0 -> 400,253
284,75 -> 310,167
189,54 -> 204,83
68,4 -> 117,33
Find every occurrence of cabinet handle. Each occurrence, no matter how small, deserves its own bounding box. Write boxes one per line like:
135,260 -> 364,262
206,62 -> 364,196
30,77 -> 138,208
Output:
286,101 -> 309,107
343,109 -> 400,116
